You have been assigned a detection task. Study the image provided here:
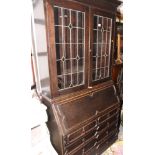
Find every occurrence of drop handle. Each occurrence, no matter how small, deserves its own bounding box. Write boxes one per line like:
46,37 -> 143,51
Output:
89,92 -> 94,98
95,134 -> 99,139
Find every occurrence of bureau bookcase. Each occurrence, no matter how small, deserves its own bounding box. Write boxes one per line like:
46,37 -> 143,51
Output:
33,0 -> 122,154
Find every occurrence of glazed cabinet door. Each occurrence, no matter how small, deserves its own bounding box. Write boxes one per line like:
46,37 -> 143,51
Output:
89,8 -> 115,86
44,0 -> 89,96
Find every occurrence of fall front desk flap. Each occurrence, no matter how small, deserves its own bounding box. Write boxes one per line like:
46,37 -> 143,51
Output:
54,86 -> 119,134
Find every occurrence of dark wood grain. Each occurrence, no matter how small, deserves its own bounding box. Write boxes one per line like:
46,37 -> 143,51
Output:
40,0 -> 122,154
44,0 -> 59,97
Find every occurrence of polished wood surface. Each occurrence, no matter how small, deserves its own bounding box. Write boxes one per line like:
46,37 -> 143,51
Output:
40,0 -> 122,154
44,0 -> 59,97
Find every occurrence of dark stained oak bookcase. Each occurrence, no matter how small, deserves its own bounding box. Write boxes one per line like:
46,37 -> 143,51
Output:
32,0 -> 122,154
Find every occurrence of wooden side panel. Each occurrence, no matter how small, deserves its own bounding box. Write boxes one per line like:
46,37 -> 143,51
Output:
46,105 -> 63,155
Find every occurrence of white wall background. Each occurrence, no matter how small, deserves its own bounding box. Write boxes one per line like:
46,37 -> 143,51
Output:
1,0 -> 155,155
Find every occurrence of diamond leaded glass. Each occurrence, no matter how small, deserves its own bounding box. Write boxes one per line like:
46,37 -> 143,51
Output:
54,6 -> 85,90
92,15 -> 112,81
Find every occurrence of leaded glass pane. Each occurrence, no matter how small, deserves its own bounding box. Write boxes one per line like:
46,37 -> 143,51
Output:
58,75 -> 64,89
72,44 -> 78,58
63,9 -> 70,26
78,58 -> 84,72
78,29 -> 84,43
57,60 -> 63,75
64,74 -> 71,88
72,73 -> 78,86
64,60 -> 71,74
54,7 -> 62,25
92,15 -> 112,81
71,10 -> 77,27
78,72 -> 84,85
64,44 -> 71,59
55,26 -> 62,43
72,59 -> 78,72
63,27 -> 70,43
72,28 -> 78,43
78,44 -> 84,57
78,12 -> 84,28
54,6 -> 85,90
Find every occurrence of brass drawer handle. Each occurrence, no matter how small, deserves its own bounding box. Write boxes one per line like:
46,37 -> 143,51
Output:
96,126 -> 100,130
95,134 -> 99,139
94,131 -> 98,136
94,142 -> 97,146
82,138 -> 85,142
89,93 -> 94,97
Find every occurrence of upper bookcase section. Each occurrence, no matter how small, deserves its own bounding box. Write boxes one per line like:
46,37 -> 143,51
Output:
32,0 -> 122,99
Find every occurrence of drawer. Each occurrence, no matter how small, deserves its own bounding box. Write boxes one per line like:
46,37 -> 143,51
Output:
96,139 -> 109,153
98,107 -> 119,124
85,146 -> 97,155
98,113 -> 108,124
108,114 -> 119,125
96,132 -> 118,153
84,120 -> 97,133
108,123 -> 118,135
96,130 -> 108,143
84,139 -> 97,153
106,132 -> 118,145
97,120 -> 108,132
109,108 -> 119,116
65,138 -> 83,153
67,128 -> 84,143
66,128 -> 97,154
66,121 -> 97,144
70,148 -> 84,155
85,129 -> 97,142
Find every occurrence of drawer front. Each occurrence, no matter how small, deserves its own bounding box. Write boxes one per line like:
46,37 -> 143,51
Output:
96,130 -> 108,143
97,120 -> 108,132
98,113 -> 108,124
96,132 -> 118,154
65,138 -> 83,153
84,139 -> 97,153
66,120 -> 97,144
65,129 -> 97,154
108,114 -> 119,126
71,148 -> 84,155
109,108 -> 119,116
108,123 -> 118,134
67,128 -> 84,143
85,129 -> 97,142
84,120 -> 97,133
